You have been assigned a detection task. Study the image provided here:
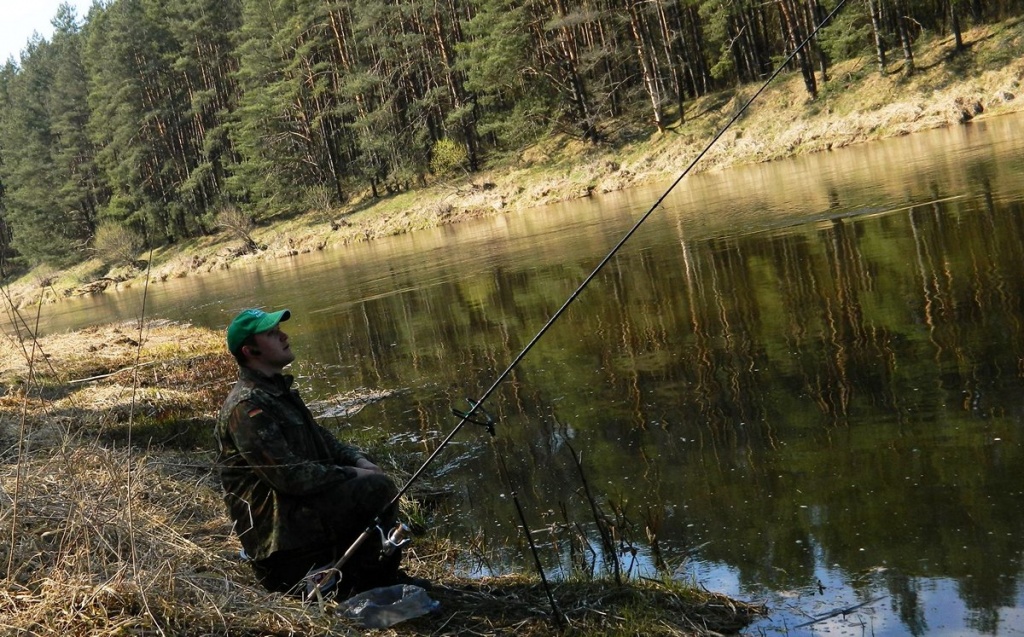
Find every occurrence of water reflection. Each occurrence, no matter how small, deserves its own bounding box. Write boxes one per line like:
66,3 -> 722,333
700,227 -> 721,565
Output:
7,114 -> 1024,636
331,120 -> 1024,636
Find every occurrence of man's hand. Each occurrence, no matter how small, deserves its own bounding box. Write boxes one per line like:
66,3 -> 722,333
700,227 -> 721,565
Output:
354,457 -> 384,474
349,466 -> 380,479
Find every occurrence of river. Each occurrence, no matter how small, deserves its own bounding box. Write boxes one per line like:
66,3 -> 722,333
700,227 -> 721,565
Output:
10,112 -> 1024,636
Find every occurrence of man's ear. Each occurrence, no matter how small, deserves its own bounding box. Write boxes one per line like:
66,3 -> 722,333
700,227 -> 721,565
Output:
244,345 -> 262,357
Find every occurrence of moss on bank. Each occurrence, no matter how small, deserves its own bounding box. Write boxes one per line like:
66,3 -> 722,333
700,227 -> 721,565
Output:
0,321 -> 764,635
4,20 -> 1024,310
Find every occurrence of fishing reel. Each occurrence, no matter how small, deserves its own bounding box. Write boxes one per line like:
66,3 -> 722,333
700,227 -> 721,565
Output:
302,521 -> 413,605
452,397 -> 496,436
378,521 -> 412,558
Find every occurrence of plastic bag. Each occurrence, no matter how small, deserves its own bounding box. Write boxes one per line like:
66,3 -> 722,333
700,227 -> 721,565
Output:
337,584 -> 440,628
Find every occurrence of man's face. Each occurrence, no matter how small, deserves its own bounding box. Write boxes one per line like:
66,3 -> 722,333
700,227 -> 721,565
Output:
251,324 -> 295,369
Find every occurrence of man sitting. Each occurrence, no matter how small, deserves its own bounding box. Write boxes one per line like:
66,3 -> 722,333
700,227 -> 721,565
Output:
216,307 -> 404,596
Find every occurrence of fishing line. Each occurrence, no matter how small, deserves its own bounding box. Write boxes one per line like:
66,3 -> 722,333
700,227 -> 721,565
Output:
313,0 -> 852,611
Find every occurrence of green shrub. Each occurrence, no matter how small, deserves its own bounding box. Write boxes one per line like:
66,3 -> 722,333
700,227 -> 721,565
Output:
430,138 -> 468,177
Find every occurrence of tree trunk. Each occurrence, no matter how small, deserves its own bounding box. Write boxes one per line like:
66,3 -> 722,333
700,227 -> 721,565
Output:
434,0 -> 480,171
895,0 -> 915,74
658,0 -> 687,120
550,0 -> 599,141
685,4 -> 710,95
778,0 -> 817,99
866,0 -> 887,75
805,0 -> 829,83
950,0 -> 965,52
628,1 -> 664,132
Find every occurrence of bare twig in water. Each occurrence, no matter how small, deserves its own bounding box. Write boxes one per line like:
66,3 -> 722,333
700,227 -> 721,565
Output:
563,432 -> 622,585
794,595 -> 888,628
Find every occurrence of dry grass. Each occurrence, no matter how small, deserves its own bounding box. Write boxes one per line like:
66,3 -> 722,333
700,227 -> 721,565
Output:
0,319 -> 226,386
0,321 -> 763,635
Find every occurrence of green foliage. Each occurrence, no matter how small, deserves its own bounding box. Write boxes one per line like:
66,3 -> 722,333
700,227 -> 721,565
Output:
0,0 -> 1022,265
458,0 -> 529,93
698,0 -> 737,82
101,194 -> 143,229
0,25 -> 97,268
817,4 -> 875,60
430,138 -> 468,177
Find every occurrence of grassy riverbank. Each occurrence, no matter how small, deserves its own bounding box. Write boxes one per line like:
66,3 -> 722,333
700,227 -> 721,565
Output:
3,19 -> 1023,309
0,321 -> 764,635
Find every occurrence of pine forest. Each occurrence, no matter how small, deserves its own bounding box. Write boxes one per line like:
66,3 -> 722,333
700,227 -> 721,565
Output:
0,0 -> 1020,273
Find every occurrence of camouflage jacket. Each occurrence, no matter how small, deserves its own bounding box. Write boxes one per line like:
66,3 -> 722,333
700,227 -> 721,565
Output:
216,366 -> 368,560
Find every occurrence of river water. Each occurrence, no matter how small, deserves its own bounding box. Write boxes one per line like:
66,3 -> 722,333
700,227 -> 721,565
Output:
10,113 -> 1024,635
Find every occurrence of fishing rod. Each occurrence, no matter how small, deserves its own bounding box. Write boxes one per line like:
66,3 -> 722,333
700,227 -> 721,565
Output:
307,0 -> 852,608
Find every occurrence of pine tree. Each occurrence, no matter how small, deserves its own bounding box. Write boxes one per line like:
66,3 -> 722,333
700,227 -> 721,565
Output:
0,14 -> 98,267
229,0 -> 338,214
85,0 -> 237,244
163,0 -> 244,226
457,0 -> 544,148
86,0 -> 183,242
48,5 -> 106,249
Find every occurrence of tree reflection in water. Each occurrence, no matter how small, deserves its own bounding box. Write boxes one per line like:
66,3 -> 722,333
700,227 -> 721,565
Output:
328,128 -> 1024,636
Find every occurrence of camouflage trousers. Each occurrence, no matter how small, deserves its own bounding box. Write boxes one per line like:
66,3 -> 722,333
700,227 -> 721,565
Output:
252,473 -> 401,596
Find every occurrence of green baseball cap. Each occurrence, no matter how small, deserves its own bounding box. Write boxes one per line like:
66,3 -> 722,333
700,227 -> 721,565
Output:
227,308 -> 291,354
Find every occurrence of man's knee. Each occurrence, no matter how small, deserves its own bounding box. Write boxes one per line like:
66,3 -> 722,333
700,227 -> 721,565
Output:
360,473 -> 398,502
355,473 -> 399,523
320,473 -> 398,531
341,473 -> 397,510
